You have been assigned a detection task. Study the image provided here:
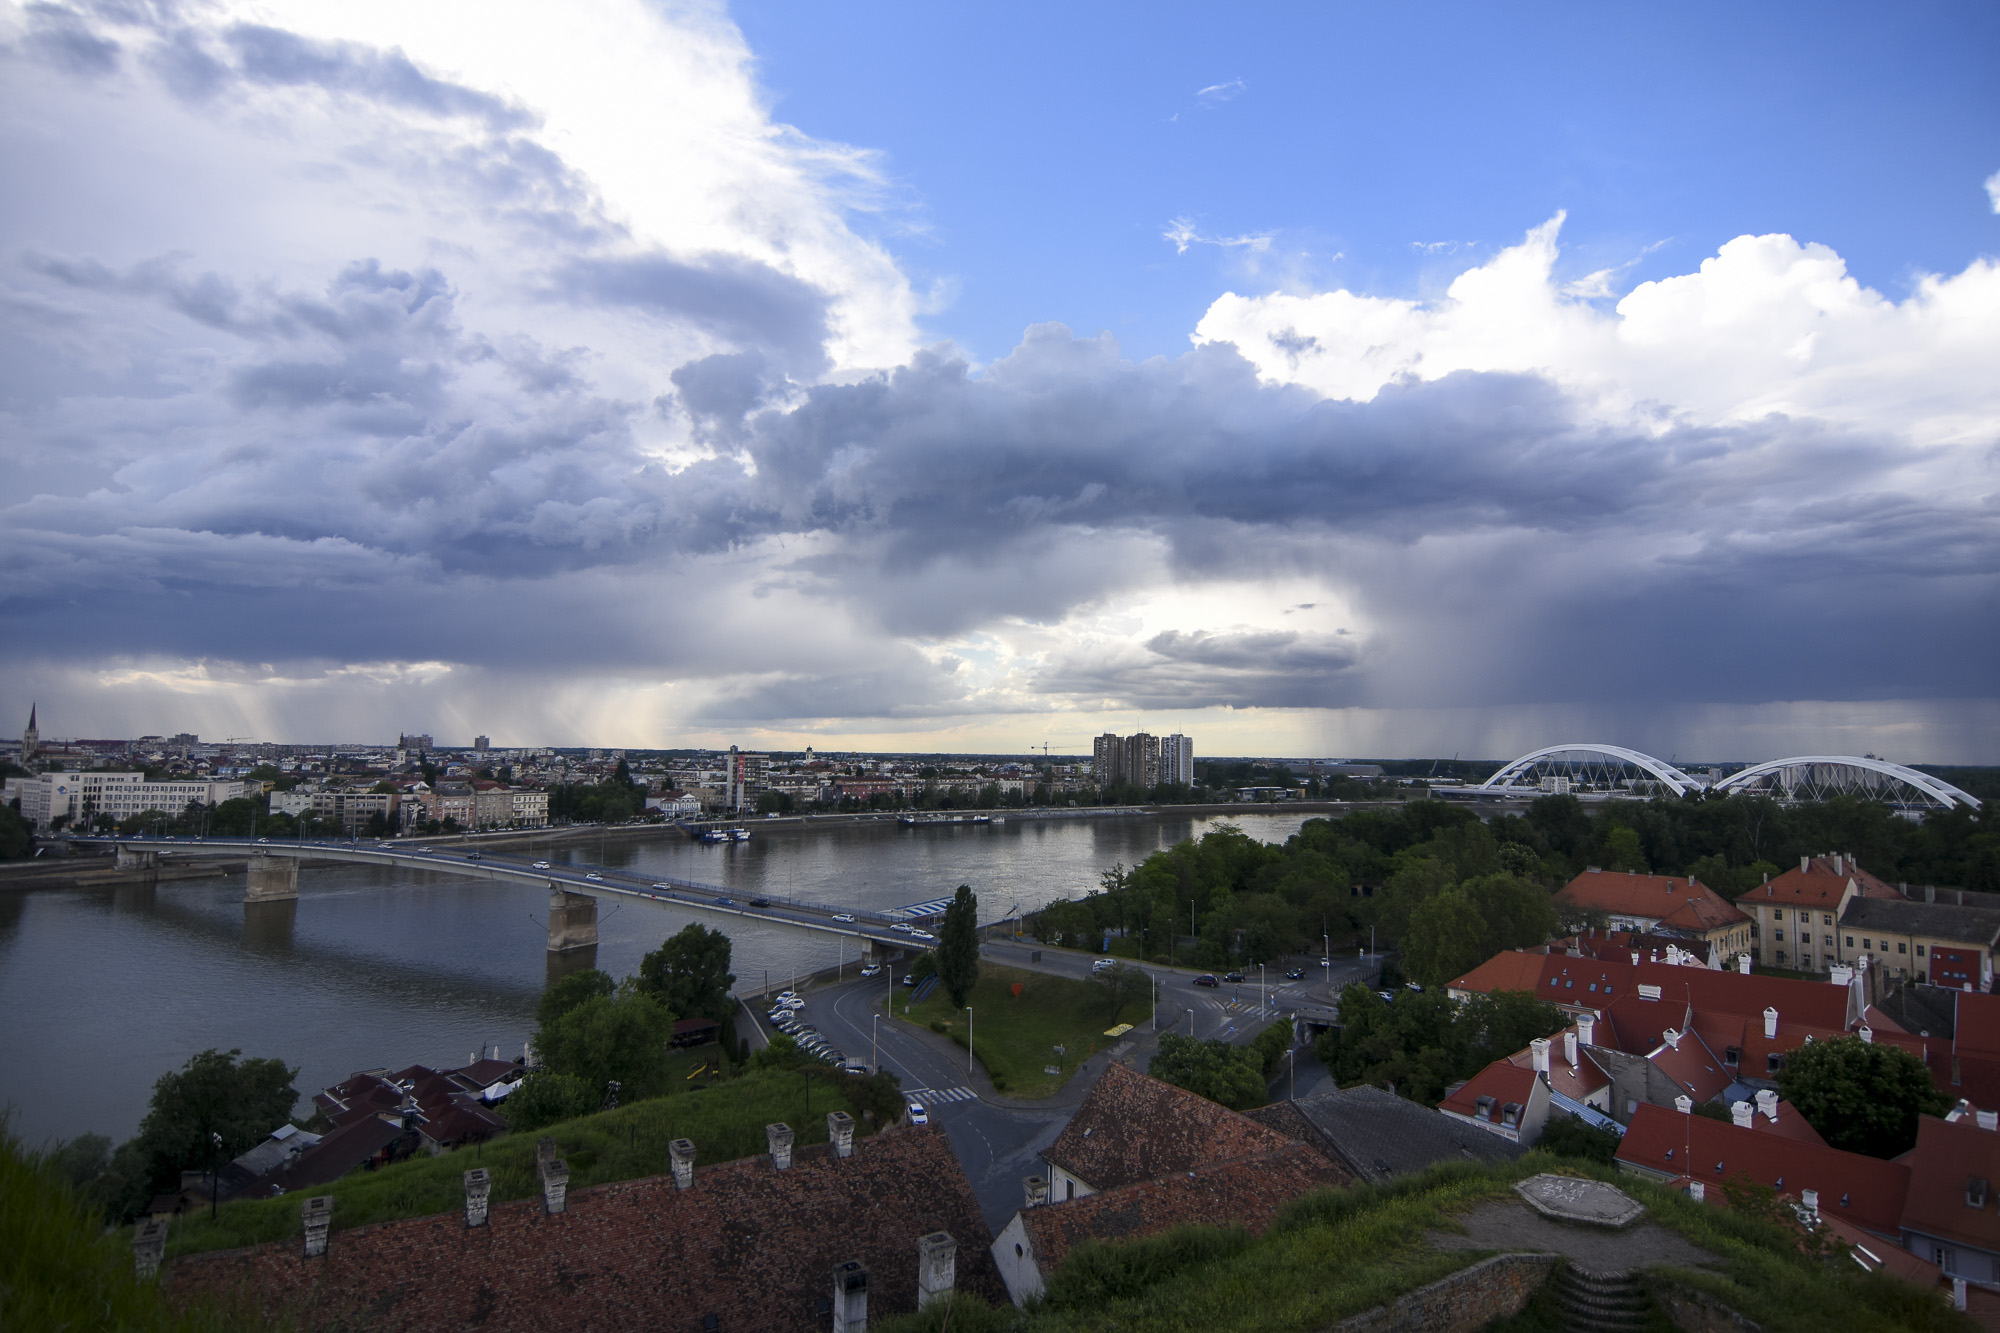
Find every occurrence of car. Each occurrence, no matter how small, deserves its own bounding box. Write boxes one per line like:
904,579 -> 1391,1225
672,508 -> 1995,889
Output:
907,1100 -> 929,1126
776,991 -> 800,1003
1091,958 -> 1116,973
533,860 -> 550,869
832,913 -> 856,923
1192,974 -> 1219,988
902,973 -> 921,987
465,851 -> 482,860
1377,990 -> 1398,1002
839,1062 -> 871,1076
769,1013 -> 793,1028
1285,968 -> 1305,980
750,897 -> 771,908
652,882 -> 670,891
256,838 -> 270,844
1406,982 -> 1425,993
714,897 -> 734,906
780,997 -> 806,1011
910,929 -> 936,942
860,963 -> 882,978
889,923 -> 914,934
1223,971 -> 1245,984
585,872 -> 604,881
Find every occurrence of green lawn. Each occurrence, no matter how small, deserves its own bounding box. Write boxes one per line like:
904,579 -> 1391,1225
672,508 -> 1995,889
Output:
888,964 -> 1148,1098
153,1066 -> 902,1260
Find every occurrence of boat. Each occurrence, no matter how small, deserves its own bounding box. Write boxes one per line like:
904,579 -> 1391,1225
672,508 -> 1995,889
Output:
897,813 -> 993,827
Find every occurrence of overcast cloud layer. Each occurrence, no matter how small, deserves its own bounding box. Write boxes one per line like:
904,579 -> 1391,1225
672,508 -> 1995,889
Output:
2,1 -> 1996,760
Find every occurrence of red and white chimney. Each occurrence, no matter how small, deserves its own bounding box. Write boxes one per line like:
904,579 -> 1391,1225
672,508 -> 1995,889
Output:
1577,1013 -> 1596,1047
1757,1088 -> 1779,1123
1531,1037 -> 1551,1075
1564,1031 -> 1578,1067
1763,1006 -> 1779,1039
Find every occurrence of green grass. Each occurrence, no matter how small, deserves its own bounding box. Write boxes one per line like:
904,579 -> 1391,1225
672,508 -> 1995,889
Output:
889,964 -> 1141,1098
154,1067 -> 900,1260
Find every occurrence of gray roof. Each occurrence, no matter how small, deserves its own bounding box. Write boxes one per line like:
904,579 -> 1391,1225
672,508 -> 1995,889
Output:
1840,895 -> 2000,945
1284,1085 -> 1524,1184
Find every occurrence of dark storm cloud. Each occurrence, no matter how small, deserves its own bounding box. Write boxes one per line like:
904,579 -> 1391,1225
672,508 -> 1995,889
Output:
555,254 -> 833,378
1032,628 -> 1365,711
221,24 -> 536,129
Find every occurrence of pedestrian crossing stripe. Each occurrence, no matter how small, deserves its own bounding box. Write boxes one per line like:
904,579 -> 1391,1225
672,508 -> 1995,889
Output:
908,1086 -> 977,1104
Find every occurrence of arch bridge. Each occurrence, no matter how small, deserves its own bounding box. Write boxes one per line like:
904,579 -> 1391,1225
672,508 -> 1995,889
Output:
1709,757 -> 1980,812
1478,743 -> 1702,797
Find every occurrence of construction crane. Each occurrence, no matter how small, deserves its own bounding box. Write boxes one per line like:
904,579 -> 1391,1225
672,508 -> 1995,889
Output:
1032,741 -> 1082,760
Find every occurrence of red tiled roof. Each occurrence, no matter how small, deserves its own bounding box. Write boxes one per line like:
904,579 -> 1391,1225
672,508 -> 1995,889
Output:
1646,1032 -> 1734,1104
1741,857 -> 1903,912
1558,871 -> 1746,929
1446,950 -> 1547,995
1440,1061 -> 1539,1123
1958,993 -> 2000,1061
1901,1115 -> 2000,1255
166,1126 -> 1003,1333
1506,1026 -> 1611,1102
1742,1099 -> 1827,1147
1018,1143 -> 1344,1275
1615,1104 -> 1910,1237
1041,1063 -> 1297,1191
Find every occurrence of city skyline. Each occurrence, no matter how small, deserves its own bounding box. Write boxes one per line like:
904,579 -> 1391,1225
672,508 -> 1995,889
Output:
2,2 -> 1997,762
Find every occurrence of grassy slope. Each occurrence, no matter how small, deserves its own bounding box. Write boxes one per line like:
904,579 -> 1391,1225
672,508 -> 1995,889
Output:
157,1067 -> 884,1260
891,964 -> 1142,1098
878,1157 -> 1972,1333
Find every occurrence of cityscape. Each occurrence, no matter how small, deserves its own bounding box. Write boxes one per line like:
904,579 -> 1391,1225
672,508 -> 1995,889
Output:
3,2 -> 1998,1331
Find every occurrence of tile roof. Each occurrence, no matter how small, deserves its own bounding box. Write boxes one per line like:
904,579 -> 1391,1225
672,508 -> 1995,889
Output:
166,1125 -> 1002,1333
1507,1026 -> 1611,1102
1960,992 -> 2000,1062
1439,1061 -> 1539,1125
1558,871 -> 1746,928
1446,950 -> 1547,996
1615,1104 -> 1910,1237
1841,896 -> 2000,947
1901,1114 -> 2000,1255
1644,1031 -> 1735,1104
1017,1142 -> 1345,1275
1741,858 -> 1903,912
1041,1062 -> 1297,1192
1284,1084 -> 1525,1184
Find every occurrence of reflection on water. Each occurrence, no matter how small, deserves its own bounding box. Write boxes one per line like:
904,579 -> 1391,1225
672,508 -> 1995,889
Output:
0,810 -> 1312,1143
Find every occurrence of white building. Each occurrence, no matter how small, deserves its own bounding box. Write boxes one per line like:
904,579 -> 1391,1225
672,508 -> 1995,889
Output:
1161,734 -> 1195,787
16,771 -> 249,831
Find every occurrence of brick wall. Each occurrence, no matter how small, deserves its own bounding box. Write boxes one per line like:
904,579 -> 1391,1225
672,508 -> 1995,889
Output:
1334,1253 -> 1560,1333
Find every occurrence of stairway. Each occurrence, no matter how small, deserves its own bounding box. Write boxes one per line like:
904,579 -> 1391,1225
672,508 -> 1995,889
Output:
1552,1265 -> 1652,1332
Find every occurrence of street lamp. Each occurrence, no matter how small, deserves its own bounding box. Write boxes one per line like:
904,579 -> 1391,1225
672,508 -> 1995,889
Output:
966,1008 -> 974,1075
1258,963 -> 1266,1017
871,1012 -> 880,1073
209,1130 -> 223,1219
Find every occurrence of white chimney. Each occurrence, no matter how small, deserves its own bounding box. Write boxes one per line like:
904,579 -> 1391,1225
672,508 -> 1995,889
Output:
917,1232 -> 957,1309
1531,1037 -> 1551,1074
1738,953 -> 1752,975
1577,1013 -> 1596,1047
832,1261 -> 870,1333
1763,1006 -> 1779,1039
463,1168 -> 492,1227
1801,856 -> 1810,874
1731,1100 -> 1754,1128
1757,1088 -> 1780,1123
1688,1180 -> 1706,1203
767,1122 -> 795,1170
302,1195 -> 334,1257
1564,1031 -> 1579,1067
1858,1025 -> 1873,1044
669,1138 -> 696,1190
540,1158 -> 569,1215
828,1110 -> 856,1159
1979,1110 -> 1999,1133
1663,1028 -> 1682,1050
1630,950 -> 1641,966
1801,1188 -> 1819,1218
1830,964 -> 1853,986
1674,1094 -> 1693,1114
1024,1175 -> 1050,1208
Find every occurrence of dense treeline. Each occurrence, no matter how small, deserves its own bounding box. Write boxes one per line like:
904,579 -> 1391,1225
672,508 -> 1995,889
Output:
1030,792 -> 1998,984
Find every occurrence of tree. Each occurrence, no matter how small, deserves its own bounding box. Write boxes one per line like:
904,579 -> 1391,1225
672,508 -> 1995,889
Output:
1401,890 -> 1490,987
501,1071 -> 599,1132
129,1049 -> 299,1201
534,983 -> 677,1101
538,968 -> 615,1029
937,883 -> 980,1008
1147,1034 -> 1264,1110
1600,825 -> 1649,873
1092,962 -> 1150,1024
0,802 -> 31,860
1778,1035 -> 1951,1158
637,923 -> 736,1022
1538,1115 -> 1620,1163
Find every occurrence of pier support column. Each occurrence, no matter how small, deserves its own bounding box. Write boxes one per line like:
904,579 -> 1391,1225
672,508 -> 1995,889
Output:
860,937 -> 879,965
547,887 -> 599,953
114,844 -> 159,872
244,855 -> 300,903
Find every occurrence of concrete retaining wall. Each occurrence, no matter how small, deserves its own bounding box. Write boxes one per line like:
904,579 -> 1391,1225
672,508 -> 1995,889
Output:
1333,1253 -> 1561,1332
1644,1273 -> 1763,1333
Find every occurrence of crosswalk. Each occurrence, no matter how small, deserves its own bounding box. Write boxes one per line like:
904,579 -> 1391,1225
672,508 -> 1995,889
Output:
907,1085 -> 977,1104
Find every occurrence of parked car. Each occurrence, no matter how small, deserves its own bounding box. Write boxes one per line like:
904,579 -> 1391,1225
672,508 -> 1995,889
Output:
1223,971 -> 1245,984
1406,982 -> 1425,992
1285,968 -> 1305,980
902,973 -> 921,987
839,1062 -> 871,1076
907,1100 -> 929,1126
1376,990 -> 1398,1003
1193,974 -> 1219,988
776,991 -> 800,1003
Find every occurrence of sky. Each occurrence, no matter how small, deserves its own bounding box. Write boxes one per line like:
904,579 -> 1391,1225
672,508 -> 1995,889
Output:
1,0 -> 1996,763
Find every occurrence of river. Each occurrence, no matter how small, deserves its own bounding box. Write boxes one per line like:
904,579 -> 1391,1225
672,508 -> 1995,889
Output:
0,810 -> 1315,1145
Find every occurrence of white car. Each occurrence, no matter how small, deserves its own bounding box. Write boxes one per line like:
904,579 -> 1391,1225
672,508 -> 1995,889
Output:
775,991 -> 800,1003
910,929 -> 936,941
860,964 -> 882,978
831,913 -> 856,923
585,872 -> 604,881
533,860 -> 550,869
907,1100 -> 929,1126
779,996 -> 806,1011
1092,958 -> 1116,973
889,923 -> 914,934
652,882 -> 670,891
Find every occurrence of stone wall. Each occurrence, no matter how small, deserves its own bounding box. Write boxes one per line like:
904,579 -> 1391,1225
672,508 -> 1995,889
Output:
1644,1273 -> 1764,1333
1333,1253 -> 1560,1333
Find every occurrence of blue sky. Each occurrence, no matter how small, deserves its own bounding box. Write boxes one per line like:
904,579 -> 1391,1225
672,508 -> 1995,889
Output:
738,1 -> 2000,362
0,0 -> 1996,761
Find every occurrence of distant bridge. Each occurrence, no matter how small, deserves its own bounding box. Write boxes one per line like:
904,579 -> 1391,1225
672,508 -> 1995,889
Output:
1474,743 -> 1979,812
70,836 -> 933,954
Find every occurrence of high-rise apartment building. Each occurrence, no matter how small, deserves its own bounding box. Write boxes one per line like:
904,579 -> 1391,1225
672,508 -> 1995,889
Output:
1091,731 -> 1189,790
1161,733 -> 1195,787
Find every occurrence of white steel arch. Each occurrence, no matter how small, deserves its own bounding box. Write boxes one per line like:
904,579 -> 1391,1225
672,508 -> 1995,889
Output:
1710,757 -> 1981,812
1479,744 -> 1701,797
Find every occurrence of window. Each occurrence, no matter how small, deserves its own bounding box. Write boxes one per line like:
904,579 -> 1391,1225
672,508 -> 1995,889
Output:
1801,955 -> 1812,968
1899,942 -> 1908,954
1823,914 -> 1833,925
1724,1046 -> 1741,1065
1768,1052 -> 1786,1075
1846,936 -> 1855,948
1774,909 -> 1785,920
1776,951 -> 1787,963
1824,935 -> 1834,946
1863,938 -> 1873,950
1775,929 -> 1785,942
1917,945 -> 1927,957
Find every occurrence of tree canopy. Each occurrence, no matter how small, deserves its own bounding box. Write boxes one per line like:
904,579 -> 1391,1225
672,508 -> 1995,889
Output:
1092,962 -> 1151,1023
1778,1034 -> 1952,1158
532,981 -> 678,1103
637,923 -> 736,1022
1315,984 -> 1567,1106
1147,1034 -> 1265,1110
131,1049 -> 299,1201
937,884 -> 981,1009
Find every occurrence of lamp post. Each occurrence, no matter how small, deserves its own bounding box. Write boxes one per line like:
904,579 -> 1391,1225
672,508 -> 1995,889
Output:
209,1130 -> 223,1219
871,1012 -> 880,1074
1258,963 -> 1266,1017
966,1008 -> 974,1075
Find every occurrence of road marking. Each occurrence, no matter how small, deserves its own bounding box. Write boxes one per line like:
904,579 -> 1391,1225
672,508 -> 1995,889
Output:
907,1086 -> 978,1104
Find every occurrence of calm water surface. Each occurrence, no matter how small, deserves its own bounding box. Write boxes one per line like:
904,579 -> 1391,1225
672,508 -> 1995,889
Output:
0,811 -> 1311,1144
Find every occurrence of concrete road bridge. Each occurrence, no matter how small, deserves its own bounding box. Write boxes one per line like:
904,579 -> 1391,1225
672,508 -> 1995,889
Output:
69,836 -> 929,957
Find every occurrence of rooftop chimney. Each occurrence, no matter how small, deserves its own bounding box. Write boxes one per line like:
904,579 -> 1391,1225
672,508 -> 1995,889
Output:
917,1232 -> 957,1309
1531,1037 -> 1552,1074
536,1134 -> 558,1166
669,1138 -> 697,1190
1731,1100 -> 1754,1128
302,1195 -> 334,1258
832,1261 -> 870,1333
1830,964 -> 1853,986
828,1110 -> 856,1159
463,1168 -> 491,1228
1688,1180 -> 1706,1203
132,1219 -> 168,1279
540,1158 -> 570,1214
1674,1094 -> 1693,1114
1801,856 -> 1810,874
1578,1013 -> 1596,1047
1738,953 -> 1752,975
1024,1175 -> 1050,1209
1763,1006 -> 1779,1039
1801,1188 -> 1819,1219
1630,951 -> 1641,966
1757,1088 -> 1780,1123
1859,1025 -> 1873,1044
767,1122 -> 795,1170
1564,1031 -> 1579,1067
1980,1110 -> 1999,1133
1663,1028 -> 1682,1050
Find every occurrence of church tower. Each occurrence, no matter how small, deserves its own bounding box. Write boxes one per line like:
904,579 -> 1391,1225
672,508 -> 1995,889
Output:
21,703 -> 38,761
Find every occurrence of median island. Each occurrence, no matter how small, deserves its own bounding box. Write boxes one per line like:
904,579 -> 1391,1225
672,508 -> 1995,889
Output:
889,962 -> 1149,1098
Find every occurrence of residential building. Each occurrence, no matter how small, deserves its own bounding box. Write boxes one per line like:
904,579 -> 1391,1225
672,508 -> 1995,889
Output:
310,790 -> 399,833
473,786 -> 549,829
1738,853 -> 1906,973
15,771 -> 248,830
397,733 -> 433,751
1836,892 -> 2000,990
1161,733 -> 1195,787
1556,869 -> 1753,960
1089,732 -> 1161,790
1901,1109 -> 2000,1288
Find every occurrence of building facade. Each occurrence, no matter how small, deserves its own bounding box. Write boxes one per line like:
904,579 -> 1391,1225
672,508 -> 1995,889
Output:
1739,854 -> 1907,974
16,771 -> 248,830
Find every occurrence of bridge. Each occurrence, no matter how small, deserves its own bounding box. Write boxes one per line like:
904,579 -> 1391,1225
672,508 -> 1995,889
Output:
70,836 -> 934,956
1474,744 -> 1980,811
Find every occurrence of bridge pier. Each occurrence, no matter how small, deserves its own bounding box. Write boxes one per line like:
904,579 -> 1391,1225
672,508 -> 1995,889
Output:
245,855 -> 300,903
860,937 -> 879,965
547,887 -> 598,953
114,844 -> 159,875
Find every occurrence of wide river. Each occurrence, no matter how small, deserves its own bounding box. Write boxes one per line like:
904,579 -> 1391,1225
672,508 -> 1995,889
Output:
0,810 -> 1315,1145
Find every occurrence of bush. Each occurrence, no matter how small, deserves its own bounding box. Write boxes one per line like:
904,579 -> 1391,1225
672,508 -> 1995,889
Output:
930,1018 -> 949,1034
1535,1115 -> 1620,1164
1043,1224 -> 1253,1309
501,1070 -> 599,1132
